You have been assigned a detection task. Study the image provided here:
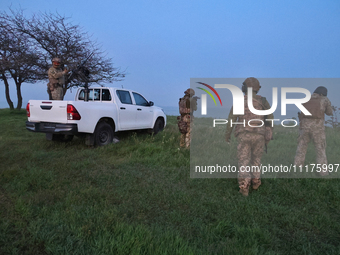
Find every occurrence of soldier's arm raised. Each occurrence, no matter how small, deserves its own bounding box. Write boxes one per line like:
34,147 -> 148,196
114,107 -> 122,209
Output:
48,69 -> 65,79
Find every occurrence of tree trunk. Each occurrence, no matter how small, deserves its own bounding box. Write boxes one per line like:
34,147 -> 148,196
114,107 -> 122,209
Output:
15,81 -> 23,110
1,74 -> 14,110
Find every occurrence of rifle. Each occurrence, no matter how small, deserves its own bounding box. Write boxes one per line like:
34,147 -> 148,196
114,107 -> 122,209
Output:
67,52 -> 94,83
67,52 -> 94,102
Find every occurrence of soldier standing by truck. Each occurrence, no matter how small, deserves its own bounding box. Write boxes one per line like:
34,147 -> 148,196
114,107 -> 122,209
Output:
47,57 -> 68,100
294,86 -> 333,176
178,88 -> 197,148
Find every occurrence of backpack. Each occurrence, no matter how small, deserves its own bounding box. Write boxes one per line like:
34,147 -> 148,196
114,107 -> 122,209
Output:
179,97 -> 190,115
301,97 -> 323,119
235,95 -> 266,136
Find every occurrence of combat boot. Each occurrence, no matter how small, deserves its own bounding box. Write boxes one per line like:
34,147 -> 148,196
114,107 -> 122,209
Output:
239,188 -> 249,196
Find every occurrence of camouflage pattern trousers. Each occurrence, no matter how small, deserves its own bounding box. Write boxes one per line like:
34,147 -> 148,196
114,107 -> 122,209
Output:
51,86 -> 63,100
237,132 -> 265,190
179,115 -> 191,148
294,127 -> 328,175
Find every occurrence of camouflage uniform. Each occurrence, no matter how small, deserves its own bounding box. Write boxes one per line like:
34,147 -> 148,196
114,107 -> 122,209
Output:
294,92 -> 333,175
180,114 -> 192,148
48,58 -> 67,100
226,78 -> 274,196
178,89 -> 197,148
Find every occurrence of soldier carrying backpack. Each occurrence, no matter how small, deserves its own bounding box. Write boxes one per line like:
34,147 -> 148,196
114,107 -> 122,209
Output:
225,77 -> 274,196
294,86 -> 333,176
178,88 -> 197,148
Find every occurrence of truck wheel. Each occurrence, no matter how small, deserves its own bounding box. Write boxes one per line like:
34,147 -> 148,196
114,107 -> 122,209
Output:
152,118 -> 164,135
94,122 -> 114,146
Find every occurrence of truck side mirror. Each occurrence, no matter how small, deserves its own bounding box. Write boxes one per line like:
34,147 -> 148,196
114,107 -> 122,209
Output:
148,101 -> 154,106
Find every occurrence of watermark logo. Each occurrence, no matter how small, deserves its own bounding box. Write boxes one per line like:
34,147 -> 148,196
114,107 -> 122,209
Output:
196,82 -> 223,115
199,83 -> 312,116
190,78 -> 338,179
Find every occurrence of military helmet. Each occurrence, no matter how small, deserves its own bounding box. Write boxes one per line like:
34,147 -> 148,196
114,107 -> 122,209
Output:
242,77 -> 261,93
52,57 -> 61,63
314,86 -> 327,96
185,88 -> 195,96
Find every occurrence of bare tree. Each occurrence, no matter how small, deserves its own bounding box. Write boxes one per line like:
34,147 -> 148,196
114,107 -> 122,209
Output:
0,14 -> 42,109
0,8 -> 124,106
0,28 -> 14,109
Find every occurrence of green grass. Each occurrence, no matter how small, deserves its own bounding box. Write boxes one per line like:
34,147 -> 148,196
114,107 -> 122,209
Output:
0,109 -> 340,254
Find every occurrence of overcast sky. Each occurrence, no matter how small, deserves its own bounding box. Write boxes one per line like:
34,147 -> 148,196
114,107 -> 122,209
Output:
1,0 -> 340,113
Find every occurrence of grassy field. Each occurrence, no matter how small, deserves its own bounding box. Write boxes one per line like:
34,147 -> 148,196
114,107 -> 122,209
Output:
0,109 -> 339,254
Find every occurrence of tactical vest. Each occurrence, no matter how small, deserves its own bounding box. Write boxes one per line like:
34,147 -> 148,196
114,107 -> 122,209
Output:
179,96 -> 190,115
301,97 -> 323,119
235,94 -> 266,136
48,67 -> 64,87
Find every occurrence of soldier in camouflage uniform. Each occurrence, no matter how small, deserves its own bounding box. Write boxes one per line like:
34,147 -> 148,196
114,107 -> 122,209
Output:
48,57 -> 68,100
178,88 -> 197,148
226,78 -> 274,196
294,86 -> 333,176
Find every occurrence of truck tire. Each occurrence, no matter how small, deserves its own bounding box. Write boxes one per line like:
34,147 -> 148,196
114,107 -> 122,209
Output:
94,122 -> 114,146
152,118 -> 164,135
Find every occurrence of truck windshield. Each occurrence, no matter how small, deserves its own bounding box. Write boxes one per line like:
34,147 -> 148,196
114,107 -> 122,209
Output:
132,92 -> 149,106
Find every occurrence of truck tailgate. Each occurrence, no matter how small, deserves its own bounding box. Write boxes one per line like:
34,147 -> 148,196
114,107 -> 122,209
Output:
28,100 -> 69,123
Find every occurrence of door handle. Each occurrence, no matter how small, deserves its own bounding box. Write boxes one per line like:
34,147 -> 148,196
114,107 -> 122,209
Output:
137,108 -> 142,111
40,105 -> 52,110
120,107 -> 126,110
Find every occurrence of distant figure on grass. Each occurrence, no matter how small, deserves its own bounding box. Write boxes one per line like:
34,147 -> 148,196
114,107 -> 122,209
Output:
226,77 -> 274,196
48,57 -> 68,100
294,86 -> 333,176
178,88 -> 197,148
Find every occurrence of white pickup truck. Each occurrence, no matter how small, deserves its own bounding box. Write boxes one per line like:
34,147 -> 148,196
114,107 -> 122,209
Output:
26,87 -> 166,146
